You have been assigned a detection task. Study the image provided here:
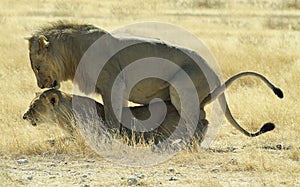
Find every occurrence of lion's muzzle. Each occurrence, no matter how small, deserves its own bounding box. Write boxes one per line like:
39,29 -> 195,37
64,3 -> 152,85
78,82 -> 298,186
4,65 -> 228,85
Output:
38,80 -> 59,89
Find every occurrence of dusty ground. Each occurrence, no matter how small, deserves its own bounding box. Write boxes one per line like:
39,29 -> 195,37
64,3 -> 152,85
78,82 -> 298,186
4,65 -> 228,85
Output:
0,0 -> 300,186
1,143 -> 299,186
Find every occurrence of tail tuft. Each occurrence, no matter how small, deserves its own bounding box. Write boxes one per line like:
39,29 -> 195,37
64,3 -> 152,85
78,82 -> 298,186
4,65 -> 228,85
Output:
260,123 -> 275,134
274,87 -> 284,99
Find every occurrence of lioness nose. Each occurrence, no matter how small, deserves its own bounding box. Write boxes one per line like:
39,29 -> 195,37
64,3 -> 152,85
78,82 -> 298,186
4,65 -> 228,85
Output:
23,113 -> 28,120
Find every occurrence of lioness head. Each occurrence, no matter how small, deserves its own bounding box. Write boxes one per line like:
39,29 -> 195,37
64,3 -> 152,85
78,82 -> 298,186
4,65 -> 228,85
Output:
28,35 -> 62,89
23,89 -> 62,126
23,89 -> 77,135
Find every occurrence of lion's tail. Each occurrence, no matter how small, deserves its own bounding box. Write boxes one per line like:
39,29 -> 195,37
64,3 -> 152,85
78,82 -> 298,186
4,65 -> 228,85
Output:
201,71 -> 283,107
219,94 -> 275,137
202,71 -> 284,137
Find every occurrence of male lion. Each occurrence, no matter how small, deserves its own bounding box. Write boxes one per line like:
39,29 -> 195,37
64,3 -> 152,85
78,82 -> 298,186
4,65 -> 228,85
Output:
23,89 -> 208,145
27,22 -> 283,137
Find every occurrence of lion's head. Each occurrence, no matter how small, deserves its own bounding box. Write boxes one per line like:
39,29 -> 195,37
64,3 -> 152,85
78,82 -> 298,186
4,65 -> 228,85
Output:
27,22 -> 108,89
28,35 -> 63,89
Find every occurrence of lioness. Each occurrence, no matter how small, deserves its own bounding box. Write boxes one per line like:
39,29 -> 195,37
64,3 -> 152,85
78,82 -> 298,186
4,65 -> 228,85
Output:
27,22 -> 283,136
23,89 -> 209,145
23,70 -> 282,146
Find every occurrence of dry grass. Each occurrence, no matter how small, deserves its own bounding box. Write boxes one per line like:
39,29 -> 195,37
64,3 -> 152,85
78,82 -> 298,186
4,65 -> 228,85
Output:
0,0 -> 299,186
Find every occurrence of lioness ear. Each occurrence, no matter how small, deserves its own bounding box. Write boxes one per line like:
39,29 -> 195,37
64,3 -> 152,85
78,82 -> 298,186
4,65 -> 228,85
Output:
35,92 -> 42,97
46,93 -> 59,109
38,35 -> 49,51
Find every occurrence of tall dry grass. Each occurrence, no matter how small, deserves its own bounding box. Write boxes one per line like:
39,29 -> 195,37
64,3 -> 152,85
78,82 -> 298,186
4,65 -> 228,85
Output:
0,0 -> 299,184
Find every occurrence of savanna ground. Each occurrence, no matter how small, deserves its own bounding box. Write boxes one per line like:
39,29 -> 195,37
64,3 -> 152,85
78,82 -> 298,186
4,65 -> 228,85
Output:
0,0 -> 300,186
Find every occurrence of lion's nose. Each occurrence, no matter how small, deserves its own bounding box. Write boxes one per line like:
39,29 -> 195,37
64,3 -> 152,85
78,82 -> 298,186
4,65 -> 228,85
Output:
40,84 -> 45,89
38,82 -> 45,89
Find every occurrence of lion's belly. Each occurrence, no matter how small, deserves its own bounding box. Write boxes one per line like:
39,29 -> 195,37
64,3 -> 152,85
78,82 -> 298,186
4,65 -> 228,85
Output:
128,78 -> 170,104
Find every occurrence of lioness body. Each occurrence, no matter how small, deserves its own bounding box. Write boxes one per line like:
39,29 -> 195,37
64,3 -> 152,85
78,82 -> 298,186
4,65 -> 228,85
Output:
23,89 -> 208,144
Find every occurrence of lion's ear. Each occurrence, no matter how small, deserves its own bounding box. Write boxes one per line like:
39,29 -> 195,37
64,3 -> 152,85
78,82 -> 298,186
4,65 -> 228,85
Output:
38,35 -> 49,51
46,93 -> 59,109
